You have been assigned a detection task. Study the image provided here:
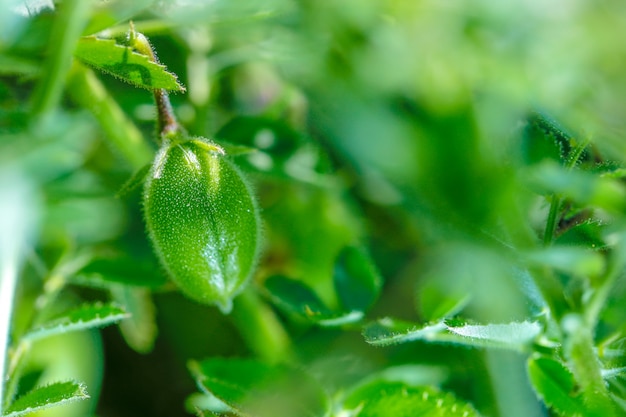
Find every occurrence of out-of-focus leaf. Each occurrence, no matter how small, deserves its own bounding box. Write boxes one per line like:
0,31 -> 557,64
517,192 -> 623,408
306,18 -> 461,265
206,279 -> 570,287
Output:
215,116 -> 328,182
74,36 -> 185,91
0,113 -> 94,182
417,279 -> 471,322
357,365 -> 449,390
185,392 -> 231,416
72,254 -> 168,289
523,246 -> 605,278
341,380 -> 480,417
3,381 -> 89,417
110,286 -> 157,354
116,163 -> 150,198
262,184 -> 363,304
0,55 -> 39,76
83,0 -> 156,35
527,161 -> 626,212
24,302 -> 128,342
527,356 -> 585,417
333,245 -> 382,312
189,358 -> 328,417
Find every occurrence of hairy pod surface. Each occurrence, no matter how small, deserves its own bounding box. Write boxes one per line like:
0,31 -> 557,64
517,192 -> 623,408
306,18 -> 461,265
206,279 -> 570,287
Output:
143,137 -> 260,313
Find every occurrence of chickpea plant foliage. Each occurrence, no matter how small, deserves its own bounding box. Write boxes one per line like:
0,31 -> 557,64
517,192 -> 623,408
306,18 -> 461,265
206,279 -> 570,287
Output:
6,2 -> 626,417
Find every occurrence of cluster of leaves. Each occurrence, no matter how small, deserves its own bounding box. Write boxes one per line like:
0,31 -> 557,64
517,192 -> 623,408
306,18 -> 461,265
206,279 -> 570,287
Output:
4,1 -> 626,417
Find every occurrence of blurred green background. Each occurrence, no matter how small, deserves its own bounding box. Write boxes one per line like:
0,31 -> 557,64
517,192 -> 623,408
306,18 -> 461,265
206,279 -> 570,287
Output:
2,0 -> 626,416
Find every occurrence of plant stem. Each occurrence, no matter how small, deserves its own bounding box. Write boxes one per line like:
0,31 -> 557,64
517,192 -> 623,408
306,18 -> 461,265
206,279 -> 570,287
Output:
154,89 -> 181,137
542,139 -> 590,246
542,195 -> 562,246
564,314 -> 616,416
31,0 -> 91,117
128,25 -> 181,138
230,288 -> 293,363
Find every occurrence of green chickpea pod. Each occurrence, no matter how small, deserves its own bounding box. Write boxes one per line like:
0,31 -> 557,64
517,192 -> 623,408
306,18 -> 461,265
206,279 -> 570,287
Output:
133,30 -> 260,313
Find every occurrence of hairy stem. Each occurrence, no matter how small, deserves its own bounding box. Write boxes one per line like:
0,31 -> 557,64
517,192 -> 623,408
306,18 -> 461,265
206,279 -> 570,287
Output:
128,24 -> 180,138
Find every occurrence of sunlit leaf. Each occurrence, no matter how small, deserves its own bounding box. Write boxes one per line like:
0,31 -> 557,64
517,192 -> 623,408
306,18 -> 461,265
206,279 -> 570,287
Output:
24,302 -> 129,342
363,318 -> 540,351
342,380 -> 481,417
445,319 -> 542,346
363,318 -> 449,347
3,381 -> 89,417
527,356 -> 586,417
74,36 -> 185,91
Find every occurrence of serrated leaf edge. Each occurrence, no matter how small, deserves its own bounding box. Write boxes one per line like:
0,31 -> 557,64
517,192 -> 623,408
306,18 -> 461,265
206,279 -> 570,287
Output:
24,302 -> 129,342
74,36 -> 185,92
3,380 -> 89,417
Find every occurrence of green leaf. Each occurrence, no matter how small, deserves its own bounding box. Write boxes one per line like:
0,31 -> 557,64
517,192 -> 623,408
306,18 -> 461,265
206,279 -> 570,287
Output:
24,302 -> 129,342
521,111 -> 575,165
216,141 -> 258,157
527,356 -> 586,417
445,319 -> 542,347
334,245 -> 383,312
189,358 -> 329,417
264,275 -> 332,318
74,36 -> 185,91
264,275 -> 364,326
527,161 -> 626,212
116,163 -> 151,198
83,0 -> 156,35
110,286 -> 157,354
342,380 -> 481,417
185,392 -> 231,416
523,246 -> 605,278
0,55 -> 39,76
3,381 -> 89,417
363,318 -> 449,347
363,318 -> 540,351
214,116 -> 328,182
417,279 -> 471,322
73,255 -> 168,289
